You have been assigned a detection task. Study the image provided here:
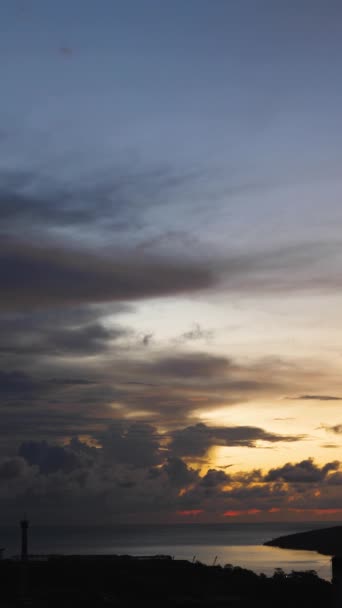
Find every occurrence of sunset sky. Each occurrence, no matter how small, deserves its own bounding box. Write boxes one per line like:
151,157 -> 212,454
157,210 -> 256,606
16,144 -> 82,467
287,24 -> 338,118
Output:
1,0 -> 342,524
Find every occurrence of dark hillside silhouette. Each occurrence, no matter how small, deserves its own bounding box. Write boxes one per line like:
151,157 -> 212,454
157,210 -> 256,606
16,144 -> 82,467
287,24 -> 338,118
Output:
0,554 -> 331,607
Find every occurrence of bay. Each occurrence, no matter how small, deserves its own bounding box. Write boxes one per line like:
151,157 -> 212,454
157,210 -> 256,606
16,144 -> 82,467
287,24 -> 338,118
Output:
0,522 -> 336,580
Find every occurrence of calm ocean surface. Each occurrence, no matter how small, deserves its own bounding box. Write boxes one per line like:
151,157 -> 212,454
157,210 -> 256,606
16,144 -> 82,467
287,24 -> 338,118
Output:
1,522 -> 337,580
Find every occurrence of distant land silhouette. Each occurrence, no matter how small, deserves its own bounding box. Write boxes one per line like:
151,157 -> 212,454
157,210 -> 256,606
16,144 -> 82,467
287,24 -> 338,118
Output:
264,525 -> 342,556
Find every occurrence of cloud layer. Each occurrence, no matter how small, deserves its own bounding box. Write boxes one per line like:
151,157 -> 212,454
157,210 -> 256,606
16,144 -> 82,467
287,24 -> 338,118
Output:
1,160 -> 341,523
1,439 -> 341,524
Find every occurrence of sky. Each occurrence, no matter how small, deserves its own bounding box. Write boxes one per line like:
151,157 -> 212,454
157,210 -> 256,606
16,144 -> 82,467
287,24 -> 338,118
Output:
1,0 -> 342,525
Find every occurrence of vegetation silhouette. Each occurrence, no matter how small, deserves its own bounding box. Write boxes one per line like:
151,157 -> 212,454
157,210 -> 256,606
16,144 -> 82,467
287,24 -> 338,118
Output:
0,554 -> 331,607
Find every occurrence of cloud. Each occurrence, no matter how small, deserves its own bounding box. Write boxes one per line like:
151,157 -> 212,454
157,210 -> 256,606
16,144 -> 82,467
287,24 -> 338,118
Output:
18,440 -> 81,475
1,434 -> 342,524
100,422 -> 162,468
0,238 -> 217,311
321,423 -> 342,434
0,370 -> 40,401
200,469 -> 230,487
0,341 -> 314,456
295,395 -> 342,401
219,241 -> 342,294
0,403 -> 118,452
178,324 -> 214,342
45,323 -> 127,355
326,471 -> 342,485
169,423 -> 301,458
0,368 -> 101,409
0,166 -> 204,240
0,321 -> 128,358
161,457 -> 198,487
142,333 -> 153,347
0,304 -> 131,369
264,458 -> 340,483
145,353 -> 231,379
136,230 -> 201,256
3,169 -> 342,303
0,457 -> 29,481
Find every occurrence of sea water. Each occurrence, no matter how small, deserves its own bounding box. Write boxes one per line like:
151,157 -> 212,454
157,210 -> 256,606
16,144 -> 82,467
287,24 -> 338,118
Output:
0,522 -> 336,580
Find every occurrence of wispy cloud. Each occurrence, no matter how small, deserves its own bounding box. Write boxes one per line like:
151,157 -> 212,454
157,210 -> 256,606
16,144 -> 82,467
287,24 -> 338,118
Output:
295,395 -> 342,401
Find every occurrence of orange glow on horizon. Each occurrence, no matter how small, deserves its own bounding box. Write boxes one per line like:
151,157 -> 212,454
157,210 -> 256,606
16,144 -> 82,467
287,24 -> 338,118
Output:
289,508 -> 342,515
223,509 -> 261,517
220,507 -> 342,519
177,509 -> 204,517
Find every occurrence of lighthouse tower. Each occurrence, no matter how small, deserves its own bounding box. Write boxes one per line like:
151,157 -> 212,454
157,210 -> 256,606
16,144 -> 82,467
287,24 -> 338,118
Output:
20,519 -> 29,561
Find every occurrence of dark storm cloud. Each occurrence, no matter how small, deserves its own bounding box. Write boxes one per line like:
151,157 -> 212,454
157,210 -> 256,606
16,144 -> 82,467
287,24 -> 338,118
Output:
161,457 -> 198,487
17,428 -> 161,476
122,351 -> 282,407
100,422 -> 162,468
2,435 -> 342,523
175,457 -> 342,516
199,469 -> 230,487
0,304 -> 131,376
0,319 -> 128,358
0,330 -> 316,465
182,463 -> 342,516
19,440 -> 80,475
326,471 -> 342,485
0,411 -> 108,443
2,214 -> 342,322
264,458 -> 339,483
0,368 -> 101,408
0,305 -> 125,335
8,418 -> 303,476
169,423 -> 301,458
42,323 -> 128,355
3,162 -> 342,314
105,354 -> 297,432
0,346 -> 300,454
0,238 -> 217,311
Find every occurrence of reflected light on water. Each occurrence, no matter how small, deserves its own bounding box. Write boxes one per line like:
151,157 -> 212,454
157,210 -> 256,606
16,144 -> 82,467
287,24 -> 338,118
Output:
106,544 -> 331,580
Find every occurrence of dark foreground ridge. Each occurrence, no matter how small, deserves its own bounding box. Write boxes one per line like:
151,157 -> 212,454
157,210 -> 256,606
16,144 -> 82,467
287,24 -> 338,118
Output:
0,554 -> 331,608
264,524 -> 342,556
